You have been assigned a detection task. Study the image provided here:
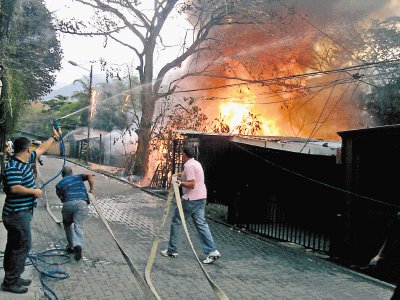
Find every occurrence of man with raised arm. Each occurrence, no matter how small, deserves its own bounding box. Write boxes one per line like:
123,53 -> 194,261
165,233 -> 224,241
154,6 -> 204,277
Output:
1,127 -> 61,294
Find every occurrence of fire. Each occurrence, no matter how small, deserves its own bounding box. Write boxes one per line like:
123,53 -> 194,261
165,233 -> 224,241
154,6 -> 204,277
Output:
218,86 -> 280,136
219,101 -> 280,136
220,102 -> 247,131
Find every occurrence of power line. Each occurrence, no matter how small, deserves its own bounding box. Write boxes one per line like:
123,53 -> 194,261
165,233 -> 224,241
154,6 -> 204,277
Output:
171,59 -> 400,95
232,141 -> 400,209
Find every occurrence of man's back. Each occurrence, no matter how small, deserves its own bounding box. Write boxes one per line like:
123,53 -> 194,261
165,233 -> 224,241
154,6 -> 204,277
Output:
56,174 -> 89,203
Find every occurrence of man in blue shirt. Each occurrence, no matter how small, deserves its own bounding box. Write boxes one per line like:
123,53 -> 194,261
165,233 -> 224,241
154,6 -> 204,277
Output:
1,127 -> 61,294
56,166 -> 94,261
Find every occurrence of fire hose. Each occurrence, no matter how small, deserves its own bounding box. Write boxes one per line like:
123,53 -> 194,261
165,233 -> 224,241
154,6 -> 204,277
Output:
44,171 -> 229,299
145,174 -> 229,300
39,118 -> 65,224
38,168 -> 62,224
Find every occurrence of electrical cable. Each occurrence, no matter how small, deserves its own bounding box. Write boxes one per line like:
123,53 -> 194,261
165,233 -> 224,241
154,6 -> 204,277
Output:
231,141 -> 400,210
299,72 -> 343,153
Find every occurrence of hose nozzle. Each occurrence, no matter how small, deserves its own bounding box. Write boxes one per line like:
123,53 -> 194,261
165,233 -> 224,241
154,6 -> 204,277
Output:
53,118 -> 60,130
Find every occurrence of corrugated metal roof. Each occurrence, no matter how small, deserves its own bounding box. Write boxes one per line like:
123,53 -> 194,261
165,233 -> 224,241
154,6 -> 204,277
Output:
338,124 -> 400,137
174,130 -> 341,157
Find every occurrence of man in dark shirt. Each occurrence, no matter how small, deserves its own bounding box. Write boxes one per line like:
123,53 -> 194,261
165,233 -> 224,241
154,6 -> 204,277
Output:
55,166 -> 94,261
1,127 -> 61,294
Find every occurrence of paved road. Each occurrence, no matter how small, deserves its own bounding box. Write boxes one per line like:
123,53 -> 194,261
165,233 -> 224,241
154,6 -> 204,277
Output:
0,156 -> 395,299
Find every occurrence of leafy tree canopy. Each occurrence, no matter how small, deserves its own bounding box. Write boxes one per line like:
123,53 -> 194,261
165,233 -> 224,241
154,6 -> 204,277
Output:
1,0 -> 62,99
0,0 -> 62,138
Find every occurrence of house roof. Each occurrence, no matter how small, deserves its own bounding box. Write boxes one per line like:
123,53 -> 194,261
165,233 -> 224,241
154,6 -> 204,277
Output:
63,127 -> 109,141
338,124 -> 400,138
173,130 -> 341,157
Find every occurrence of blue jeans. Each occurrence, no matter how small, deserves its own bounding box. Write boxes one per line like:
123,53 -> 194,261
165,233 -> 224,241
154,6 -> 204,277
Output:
2,211 -> 33,285
62,200 -> 88,249
168,199 -> 217,255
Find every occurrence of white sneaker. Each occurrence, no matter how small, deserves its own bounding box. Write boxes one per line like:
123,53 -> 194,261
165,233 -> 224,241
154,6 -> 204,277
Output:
160,249 -> 178,258
202,250 -> 221,264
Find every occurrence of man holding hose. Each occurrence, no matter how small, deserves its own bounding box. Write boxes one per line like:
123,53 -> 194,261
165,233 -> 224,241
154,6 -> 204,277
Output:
1,126 -> 61,294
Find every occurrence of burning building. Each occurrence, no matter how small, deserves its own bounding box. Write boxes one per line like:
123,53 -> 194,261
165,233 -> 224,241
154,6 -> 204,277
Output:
165,0 -> 399,141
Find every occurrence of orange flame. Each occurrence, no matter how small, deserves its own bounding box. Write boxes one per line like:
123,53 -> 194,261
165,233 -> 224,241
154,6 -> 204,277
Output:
219,87 -> 280,136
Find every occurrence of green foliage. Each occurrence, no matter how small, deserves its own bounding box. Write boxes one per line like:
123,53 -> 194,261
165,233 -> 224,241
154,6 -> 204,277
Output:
364,79 -> 400,125
15,100 -> 53,137
1,69 -> 27,133
56,100 -> 85,130
80,142 -> 100,163
92,79 -> 140,132
0,0 -> 62,142
45,97 -> 69,111
1,0 -> 62,99
357,17 -> 400,125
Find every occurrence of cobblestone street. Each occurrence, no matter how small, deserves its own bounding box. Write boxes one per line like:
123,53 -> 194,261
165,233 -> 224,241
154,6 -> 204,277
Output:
0,156 -> 395,299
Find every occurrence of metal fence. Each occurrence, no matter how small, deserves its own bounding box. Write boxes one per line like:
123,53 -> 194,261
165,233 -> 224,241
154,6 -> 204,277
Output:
167,135 -> 342,254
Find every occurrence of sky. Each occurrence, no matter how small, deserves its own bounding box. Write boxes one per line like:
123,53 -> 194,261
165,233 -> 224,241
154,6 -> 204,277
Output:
44,0 -> 186,90
44,0 -> 135,88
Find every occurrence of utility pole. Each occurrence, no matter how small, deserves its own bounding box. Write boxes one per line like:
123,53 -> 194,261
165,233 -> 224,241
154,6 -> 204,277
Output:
68,60 -> 93,165
87,64 -> 93,164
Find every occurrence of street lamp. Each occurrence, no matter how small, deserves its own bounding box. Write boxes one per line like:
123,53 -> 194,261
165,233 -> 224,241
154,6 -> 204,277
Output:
68,60 -> 93,164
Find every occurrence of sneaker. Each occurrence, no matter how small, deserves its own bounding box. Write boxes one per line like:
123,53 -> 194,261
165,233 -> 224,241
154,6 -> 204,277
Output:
65,247 -> 74,254
1,282 -> 28,294
202,250 -> 221,264
17,278 -> 32,286
160,249 -> 178,258
74,246 -> 82,261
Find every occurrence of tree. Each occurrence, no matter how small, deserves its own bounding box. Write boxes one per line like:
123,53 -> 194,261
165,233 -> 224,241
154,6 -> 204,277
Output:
362,78 -> 400,126
14,100 -> 53,137
354,17 -> 400,125
0,0 -> 62,146
56,0 -> 273,178
152,102 -> 209,152
92,77 -> 141,132
1,0 -> 62,99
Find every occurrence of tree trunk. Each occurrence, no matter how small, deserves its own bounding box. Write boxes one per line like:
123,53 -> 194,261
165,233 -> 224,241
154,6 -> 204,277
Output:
132,84 -> 156,178
0,0 -> 15,153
